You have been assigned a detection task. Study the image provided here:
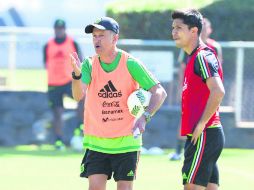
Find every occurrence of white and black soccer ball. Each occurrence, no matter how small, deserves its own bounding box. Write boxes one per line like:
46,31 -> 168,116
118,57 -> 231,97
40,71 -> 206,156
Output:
127,88 -> 152,118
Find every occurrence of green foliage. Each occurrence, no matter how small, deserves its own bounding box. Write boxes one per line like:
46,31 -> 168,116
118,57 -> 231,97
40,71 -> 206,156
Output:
107,0 -> 254,40
106,0 -> 218,14
200,0 -> 254,40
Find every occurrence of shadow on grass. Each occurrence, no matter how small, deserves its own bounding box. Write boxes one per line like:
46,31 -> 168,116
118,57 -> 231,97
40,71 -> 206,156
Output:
0,145 -> 84,157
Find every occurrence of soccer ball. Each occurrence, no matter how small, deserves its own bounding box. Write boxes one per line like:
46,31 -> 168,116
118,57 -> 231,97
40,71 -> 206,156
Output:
127,88 -> 152,118
70,135 -> 83,152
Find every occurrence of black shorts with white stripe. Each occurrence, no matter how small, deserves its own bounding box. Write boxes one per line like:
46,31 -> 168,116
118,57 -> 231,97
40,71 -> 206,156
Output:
182,127 -> 225,187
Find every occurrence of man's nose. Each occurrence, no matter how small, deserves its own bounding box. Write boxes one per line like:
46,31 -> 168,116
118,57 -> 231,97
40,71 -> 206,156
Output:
93,37 -> 100,42
172,29 -> 176,36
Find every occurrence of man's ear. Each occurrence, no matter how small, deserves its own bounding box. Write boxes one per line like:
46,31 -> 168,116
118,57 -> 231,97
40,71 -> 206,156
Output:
113,34 -> 119,43
191,27 -> 198,35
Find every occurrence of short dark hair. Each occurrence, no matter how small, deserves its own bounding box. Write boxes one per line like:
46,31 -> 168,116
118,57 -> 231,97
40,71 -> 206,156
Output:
171,9 -> 203,35
54,19 -> 66,28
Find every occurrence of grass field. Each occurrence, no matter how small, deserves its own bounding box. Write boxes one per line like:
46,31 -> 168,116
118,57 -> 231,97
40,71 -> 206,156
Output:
0,69 -> 47,92
0,147 -> 253,190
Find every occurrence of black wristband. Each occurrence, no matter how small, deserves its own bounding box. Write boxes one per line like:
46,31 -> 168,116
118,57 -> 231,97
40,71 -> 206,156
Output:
72,71 -> 82,80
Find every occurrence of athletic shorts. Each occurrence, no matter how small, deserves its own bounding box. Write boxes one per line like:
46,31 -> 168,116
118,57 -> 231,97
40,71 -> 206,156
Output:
182,127 -> 225,187
48,82 -> 72,108
80,149 -> 140,181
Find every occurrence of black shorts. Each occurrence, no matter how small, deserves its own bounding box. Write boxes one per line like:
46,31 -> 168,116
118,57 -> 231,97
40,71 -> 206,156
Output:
48,82 -> 72,108
182,127 -> 225,187
80,149 -> 140,181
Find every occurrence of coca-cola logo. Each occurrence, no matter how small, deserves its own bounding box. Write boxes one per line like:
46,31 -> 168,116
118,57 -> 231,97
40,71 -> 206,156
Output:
102,101 -> 120,108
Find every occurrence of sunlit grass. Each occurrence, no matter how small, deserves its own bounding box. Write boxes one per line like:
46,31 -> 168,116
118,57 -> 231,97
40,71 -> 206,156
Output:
0,147 -> 253,190
0,69 -> 47,91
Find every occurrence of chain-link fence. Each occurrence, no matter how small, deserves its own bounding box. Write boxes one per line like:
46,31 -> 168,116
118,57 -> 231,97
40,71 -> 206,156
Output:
0,28 -> 253,125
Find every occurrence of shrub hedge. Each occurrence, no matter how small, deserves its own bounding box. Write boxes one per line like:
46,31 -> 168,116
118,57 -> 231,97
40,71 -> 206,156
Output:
106,0 -> 254,41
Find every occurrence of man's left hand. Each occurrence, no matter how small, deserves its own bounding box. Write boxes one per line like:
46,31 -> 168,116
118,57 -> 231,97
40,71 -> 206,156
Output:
191,122 -> 206,145
132,115 -> 146,135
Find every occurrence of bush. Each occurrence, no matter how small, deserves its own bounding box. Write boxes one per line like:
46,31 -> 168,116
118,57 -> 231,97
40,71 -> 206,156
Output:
200,0 -> 254,40
106,0 -> 254,41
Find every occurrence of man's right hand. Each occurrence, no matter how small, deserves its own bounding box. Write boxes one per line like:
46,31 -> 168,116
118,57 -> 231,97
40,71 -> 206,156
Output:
70,52 -> 81,75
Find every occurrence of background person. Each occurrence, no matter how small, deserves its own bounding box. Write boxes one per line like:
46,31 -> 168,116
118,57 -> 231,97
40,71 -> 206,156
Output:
43,19 -> 83,149
201,17 -> 223,64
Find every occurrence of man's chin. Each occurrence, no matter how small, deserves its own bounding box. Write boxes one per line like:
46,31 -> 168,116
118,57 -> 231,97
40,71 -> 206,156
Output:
175,43 -> 183,48
95,49 -> 102,54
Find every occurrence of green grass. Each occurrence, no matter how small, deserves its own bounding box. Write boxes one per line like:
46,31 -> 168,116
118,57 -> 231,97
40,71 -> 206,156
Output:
0,69 -> 78,107
0,147 -> 253,190
106,0 -> 220,13
0,69 -> 47,92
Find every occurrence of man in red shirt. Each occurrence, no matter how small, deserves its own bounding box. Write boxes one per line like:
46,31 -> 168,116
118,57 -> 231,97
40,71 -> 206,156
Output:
169,17 -> 223,161
171,9 -> 225,190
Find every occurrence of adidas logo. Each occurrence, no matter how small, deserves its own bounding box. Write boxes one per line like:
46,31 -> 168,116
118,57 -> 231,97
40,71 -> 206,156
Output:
53,51 -> 65,59
98,80 -> 122,98
131,105 -> 141,116
182,172 -> 187,180
127,170 -> 134,177
136,90 -> 146,105
80,164 -> 85,173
